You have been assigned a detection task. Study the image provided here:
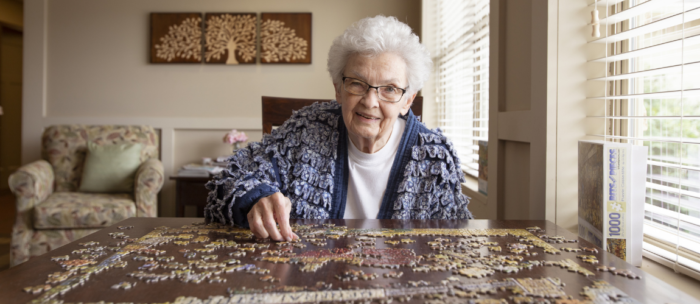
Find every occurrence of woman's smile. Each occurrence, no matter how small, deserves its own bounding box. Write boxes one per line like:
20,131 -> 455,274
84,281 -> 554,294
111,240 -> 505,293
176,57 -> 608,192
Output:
355,111 -> 381,122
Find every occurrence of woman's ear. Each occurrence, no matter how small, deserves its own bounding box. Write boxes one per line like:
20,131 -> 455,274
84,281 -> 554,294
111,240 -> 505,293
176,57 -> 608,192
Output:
400,92 -> 418,115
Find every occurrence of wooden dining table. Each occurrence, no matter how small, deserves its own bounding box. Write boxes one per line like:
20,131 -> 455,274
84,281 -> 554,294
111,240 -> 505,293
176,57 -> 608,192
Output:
1,218 -> 697,304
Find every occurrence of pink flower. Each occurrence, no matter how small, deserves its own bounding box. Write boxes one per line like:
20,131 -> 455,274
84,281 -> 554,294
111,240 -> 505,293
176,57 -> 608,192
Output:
223,130 -> 248,144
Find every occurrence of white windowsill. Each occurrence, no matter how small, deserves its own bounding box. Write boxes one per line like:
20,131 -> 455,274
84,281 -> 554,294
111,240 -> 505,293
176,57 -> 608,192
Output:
641,256 -> 700,301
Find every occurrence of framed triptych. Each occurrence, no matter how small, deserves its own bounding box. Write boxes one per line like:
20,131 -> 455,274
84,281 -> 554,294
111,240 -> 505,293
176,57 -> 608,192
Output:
149,12 -> 311,64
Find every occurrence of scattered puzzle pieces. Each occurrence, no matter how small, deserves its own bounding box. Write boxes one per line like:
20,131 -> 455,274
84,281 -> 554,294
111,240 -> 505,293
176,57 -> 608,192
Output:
576,255 -> 599,264
58,259 -> 97,269
246,267 -> 270,275
562,247 -> 582,252
259,275 -> 279,283
201,255 -> 218,261
209,276 -> 227,283
383,271 -> 403,278
407,280 -> 429,287
581,280 -> 641,303
51,255 -> 69,262
228,251 -> 246,257
335,269 -> 362,281
456,267 -> 495,278
547,259 -> 595,277
191,236 -> 210,243
156,256 -> 174,262
596,265 -> 616,272
611,269 -> 641,279
511,277 -> 567,298
412,265 -> 430,273
133,255 -> 153,262
23,284 -> 51,295
454,290 -> 480,299
488,246 -> 502,252
359,272 -> 378,280
581,247 -> 598,254
111,281 -> 136,290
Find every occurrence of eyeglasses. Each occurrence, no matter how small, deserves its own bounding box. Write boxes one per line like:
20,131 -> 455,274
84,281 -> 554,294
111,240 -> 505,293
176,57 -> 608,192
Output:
342,76 -> 408,103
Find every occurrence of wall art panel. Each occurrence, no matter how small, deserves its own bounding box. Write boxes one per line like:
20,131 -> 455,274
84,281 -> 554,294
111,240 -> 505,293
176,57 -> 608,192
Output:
205,13 -> 257,64
260,13 -> 312,64
150,13 -> 203,63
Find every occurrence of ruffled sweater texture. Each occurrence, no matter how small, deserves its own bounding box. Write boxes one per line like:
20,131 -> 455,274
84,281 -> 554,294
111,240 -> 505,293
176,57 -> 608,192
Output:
204,102 -> 473,227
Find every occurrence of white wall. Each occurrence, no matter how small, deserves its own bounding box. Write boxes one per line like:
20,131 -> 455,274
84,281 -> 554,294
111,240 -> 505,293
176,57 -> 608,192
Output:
22,0 -> 421,217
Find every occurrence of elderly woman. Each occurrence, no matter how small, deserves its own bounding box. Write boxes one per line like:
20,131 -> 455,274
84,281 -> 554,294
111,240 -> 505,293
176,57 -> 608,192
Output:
204,15 -> 473,241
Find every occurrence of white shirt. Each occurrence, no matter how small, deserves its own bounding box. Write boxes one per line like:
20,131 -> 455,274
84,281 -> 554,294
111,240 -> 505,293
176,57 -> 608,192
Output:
343,118 -> 406,219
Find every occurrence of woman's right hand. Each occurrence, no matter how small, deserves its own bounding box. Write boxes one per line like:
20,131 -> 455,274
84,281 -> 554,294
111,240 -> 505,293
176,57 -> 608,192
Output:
247,192 -> 298,241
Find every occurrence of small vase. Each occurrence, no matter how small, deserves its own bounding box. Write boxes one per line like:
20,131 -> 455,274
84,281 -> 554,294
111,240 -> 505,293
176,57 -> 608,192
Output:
233,142 -> 242,152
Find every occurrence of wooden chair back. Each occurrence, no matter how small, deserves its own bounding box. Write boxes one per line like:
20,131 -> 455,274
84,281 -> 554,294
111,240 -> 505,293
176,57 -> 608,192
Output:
262,96 -> 423,134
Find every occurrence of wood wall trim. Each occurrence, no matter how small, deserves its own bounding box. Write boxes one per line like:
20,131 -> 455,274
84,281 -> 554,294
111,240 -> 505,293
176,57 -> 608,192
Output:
497,110 -> 532,143
487,0 -> 557,223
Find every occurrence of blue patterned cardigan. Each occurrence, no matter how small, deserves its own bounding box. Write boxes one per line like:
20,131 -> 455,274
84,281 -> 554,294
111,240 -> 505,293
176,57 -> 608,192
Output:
204,102 -> 473,227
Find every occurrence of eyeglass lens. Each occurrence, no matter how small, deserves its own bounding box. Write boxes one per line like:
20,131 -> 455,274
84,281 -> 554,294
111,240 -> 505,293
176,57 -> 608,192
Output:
343,78 -> 403,102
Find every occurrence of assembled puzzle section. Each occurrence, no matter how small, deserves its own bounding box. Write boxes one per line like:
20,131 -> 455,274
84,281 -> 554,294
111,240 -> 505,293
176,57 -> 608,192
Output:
26,223 -> 644,304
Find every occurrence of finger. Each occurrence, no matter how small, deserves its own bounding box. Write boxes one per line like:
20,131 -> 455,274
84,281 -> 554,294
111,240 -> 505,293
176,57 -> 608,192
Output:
262,211 -> 283,241
247,209 -> 268,239
273,199 -> 293,241
284,197 -> 297,241
258,199 -> 282,241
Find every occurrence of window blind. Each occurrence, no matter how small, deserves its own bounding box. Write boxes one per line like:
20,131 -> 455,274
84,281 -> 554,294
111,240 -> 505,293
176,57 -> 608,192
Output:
431,0 -> 490,177
586,0 -> 700,278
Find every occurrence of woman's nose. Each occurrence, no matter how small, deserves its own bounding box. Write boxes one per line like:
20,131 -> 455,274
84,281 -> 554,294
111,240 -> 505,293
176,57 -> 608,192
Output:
360,87 -> 381,108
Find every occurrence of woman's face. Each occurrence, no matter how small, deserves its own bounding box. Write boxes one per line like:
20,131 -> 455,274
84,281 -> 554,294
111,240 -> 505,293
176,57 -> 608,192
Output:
335,52 -> 416,152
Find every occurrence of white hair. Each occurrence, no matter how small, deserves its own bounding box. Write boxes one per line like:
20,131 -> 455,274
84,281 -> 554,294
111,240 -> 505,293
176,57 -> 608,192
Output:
327,15 -> 432,94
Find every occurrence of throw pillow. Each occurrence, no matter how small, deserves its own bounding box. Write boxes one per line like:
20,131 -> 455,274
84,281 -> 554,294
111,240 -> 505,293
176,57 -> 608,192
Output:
79,142 -> 142,193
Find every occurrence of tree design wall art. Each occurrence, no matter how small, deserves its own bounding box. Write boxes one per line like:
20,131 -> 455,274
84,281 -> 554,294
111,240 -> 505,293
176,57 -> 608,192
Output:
150,13 -> 203,63
205,13 -> 257,64
260,13 -> 312,64
149,12 -> 313,65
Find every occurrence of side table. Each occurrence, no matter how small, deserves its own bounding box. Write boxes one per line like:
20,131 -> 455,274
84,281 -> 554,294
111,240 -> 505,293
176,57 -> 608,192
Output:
169,175 -> 211,217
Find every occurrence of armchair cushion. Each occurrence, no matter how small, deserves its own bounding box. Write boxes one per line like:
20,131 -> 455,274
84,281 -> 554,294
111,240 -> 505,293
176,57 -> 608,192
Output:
33,192 -> 136,229
79,142 -> 143,193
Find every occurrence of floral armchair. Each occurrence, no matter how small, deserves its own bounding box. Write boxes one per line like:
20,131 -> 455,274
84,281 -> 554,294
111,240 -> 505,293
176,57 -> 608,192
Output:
8,125 -> 164,266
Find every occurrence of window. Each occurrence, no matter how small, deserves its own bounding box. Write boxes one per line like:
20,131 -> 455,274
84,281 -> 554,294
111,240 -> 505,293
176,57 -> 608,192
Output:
586,0 -> 700,278
428,0 -> 490,177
